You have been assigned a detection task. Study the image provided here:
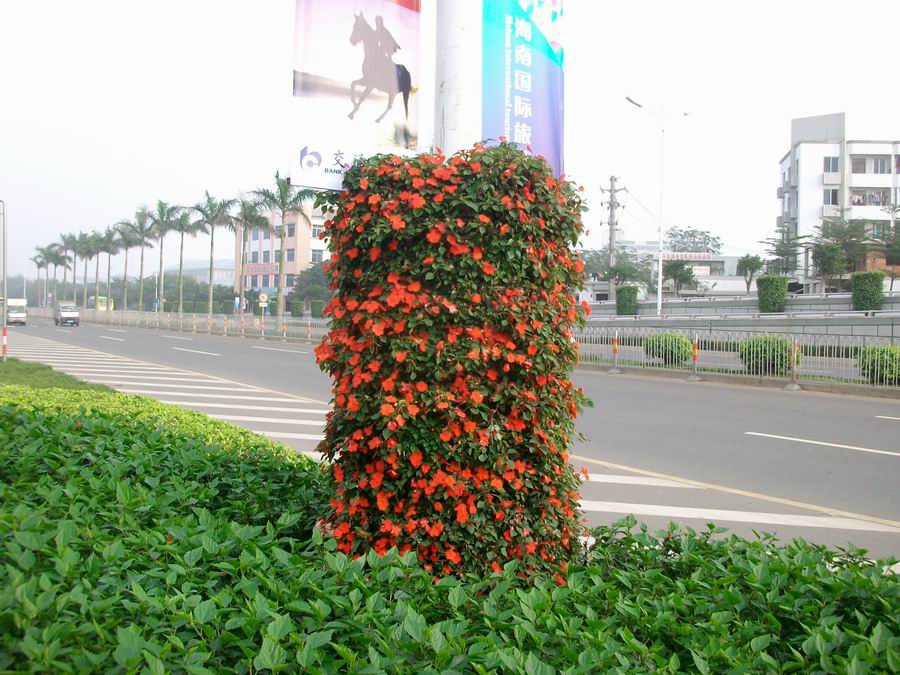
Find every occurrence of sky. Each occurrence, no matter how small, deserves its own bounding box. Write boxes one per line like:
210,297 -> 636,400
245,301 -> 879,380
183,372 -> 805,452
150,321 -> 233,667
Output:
1,0 -> 899,277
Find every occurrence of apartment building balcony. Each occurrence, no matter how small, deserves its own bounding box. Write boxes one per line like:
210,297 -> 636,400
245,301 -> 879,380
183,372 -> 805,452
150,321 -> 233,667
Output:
823,172 -> 841,186
822,205 -> 841,218
849,172 -> 893,188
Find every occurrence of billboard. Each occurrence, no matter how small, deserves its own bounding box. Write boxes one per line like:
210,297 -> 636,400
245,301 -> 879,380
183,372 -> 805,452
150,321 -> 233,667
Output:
291,0 -> 421,190
482,0 -> 564,176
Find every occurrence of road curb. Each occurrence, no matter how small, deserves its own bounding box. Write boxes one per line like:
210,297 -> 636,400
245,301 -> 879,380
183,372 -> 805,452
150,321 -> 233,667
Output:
575,362 -> 900,400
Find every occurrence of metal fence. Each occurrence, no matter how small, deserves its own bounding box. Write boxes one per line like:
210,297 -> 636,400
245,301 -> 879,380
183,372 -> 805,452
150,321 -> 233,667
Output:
28,309 -> 900,390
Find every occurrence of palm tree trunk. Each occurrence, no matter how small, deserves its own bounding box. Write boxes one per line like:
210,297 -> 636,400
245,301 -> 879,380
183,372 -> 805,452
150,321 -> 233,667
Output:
61,256 -> 67,303
238,226 -> 247,317
122,248 -> 129,311
207,225 -> 215,317
276,220 -> 286,320
72,251 -> 78,303
106,253 -> 112,312
82,257 -> 89,310
52,265 -> 58,305
94,255 -> 101,312
138,244 -> 145,312
157,237 -> 165,313
178,230 -> 185,315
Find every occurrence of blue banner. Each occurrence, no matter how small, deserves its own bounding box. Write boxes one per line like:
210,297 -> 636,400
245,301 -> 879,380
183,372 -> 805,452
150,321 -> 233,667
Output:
482,0 -> 564,175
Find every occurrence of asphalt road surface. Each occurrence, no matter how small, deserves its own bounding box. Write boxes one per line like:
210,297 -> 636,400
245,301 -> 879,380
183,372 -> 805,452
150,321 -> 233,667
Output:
7,318 -> 900,558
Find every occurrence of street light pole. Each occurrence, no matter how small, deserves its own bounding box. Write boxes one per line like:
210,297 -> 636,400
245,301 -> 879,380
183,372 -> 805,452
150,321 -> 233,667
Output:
1,200 -> 7,363
626,97 -> 689,316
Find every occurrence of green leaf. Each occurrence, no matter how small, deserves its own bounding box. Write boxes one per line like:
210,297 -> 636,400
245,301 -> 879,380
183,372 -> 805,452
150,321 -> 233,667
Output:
305,629 -> 334,652
267,613 -> 296,641
193,599 -> 217,624
254,637 -> 288,671
404,607 -> 427,643
448,585 -> 467,609
14,530 -> 43,550
870,621 -> 891,654
750,634 -> 771,653
690,650 -> 710,675
113,625 -> 144,668
143,650 -> 166,675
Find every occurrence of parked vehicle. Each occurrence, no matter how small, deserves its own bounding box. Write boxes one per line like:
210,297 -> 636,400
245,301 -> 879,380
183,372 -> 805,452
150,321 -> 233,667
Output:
55,304 -> 80,326
6,298 -> 27,326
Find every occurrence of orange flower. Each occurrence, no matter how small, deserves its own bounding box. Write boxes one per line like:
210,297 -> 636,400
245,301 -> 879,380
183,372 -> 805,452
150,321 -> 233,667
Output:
482,262 -> 495,275
347,395 -> 360,412
445,549 -> 461,564
410,451 -> 423,468
470,391 -> 484,404
377,492 -> 389,511
426,230 -> 441,244
380,403 -> 395,416
359,177 -> 369,189
428,522 -> 444,537
407,404 -> 420,417
394,351 -> 408,363
478,214 -> 491,224
471,293 -> 481,304
455,503 -> 469,524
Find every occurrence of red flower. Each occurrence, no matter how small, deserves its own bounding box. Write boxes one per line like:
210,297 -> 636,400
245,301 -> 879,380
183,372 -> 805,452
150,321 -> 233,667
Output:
470,162 -> 481,173
359,178 -> 369,189
482,262 -> 495,275
380,403 -> 395,416
455,503 -> 469,524
426,230 -> 441,244
478,214 -> 491,224
446,549 -> 461,564
470,391 -> 484,404
410,451 -> 423,468
394,351 -> 407,363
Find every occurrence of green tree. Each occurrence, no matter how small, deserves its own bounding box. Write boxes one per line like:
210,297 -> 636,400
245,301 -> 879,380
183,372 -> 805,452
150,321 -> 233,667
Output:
169,210 -> 205,315
131,207 -> 155,312
736,254 -> 764,293
253,172 -> 315,321
41,244 -> 68,306
116,220 -> 139,310
75,232 -> 100,311
30,249 -> 49,306
663,259 -> 696,296
812,242 -> 846,292
58,233 -> 79,303
293,262 -> 332,315
231,199 -> 268,316
817,209 -> 869,276
149,201 -> 181,312
665,226 -> 722,254
875,206 -> 900,292
98,227 -> 121,311
192,191 -> 236,318
762,222 -> 806,275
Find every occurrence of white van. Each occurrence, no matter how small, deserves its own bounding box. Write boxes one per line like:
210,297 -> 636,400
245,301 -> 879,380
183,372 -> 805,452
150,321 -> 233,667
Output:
6,299 -> 27,326
55,304 -> 80,327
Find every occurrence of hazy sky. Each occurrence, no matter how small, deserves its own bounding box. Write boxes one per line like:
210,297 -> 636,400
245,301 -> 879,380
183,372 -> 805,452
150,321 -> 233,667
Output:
2,0 -> 899,277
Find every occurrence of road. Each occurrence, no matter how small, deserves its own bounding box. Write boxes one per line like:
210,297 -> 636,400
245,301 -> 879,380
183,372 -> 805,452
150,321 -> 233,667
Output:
6,318 -> 900,558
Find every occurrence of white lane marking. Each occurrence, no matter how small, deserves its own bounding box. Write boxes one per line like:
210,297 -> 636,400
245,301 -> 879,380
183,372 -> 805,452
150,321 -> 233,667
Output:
261,430 -> 325,441
158,401 -> 329,414
251,346 -> 309,354
162,335 -> 193,341
11,351 -> 134,360
61,367 -> 178,375
876,415 -> 900,421
106,329 -> 127,333
585,473 -> 700,489
56,329 -> 71,334
119,390 -> 300,402
210,414 -> 323,426
78,374 -> 225,383
172,347 -> 219,356
745,432 -> 900,459
84,380 -> 246,391
99,336 -> 125,342
579,501 -> 900,533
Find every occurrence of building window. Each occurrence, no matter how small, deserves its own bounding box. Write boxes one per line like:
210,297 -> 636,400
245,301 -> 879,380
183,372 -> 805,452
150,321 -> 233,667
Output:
311,249 -> 324,264
262,250 -> 270,263
851,157 -> 866,174
823,189 -> 839,206
851,189 -> 890,206
251,251 -> 258,263
287,223 -> 295,238
274,249 -> 280,262
312,224 -> 324,239
251,228 -> 259,241
287,248 -> 295,262
286,274 -> 295,287
873,157 -> 890,174
823,157 -> 839,172
250,275 -> 258,287
262,275 -> 270,287
263,229 -> 270,239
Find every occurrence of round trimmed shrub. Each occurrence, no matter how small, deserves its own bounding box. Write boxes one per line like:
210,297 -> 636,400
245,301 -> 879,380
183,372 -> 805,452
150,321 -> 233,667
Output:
615,285 -> 638,316
314,142 -> 590,578
756,275 -> 789,313
851,271 -> 885,312
644,332 -> 691,364
857,344 -> 900,385
738,335 -> 794,375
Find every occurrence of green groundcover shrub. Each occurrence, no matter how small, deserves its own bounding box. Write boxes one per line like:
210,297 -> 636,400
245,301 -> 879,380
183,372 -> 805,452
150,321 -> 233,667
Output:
1,386 -> 898,671
738,334 -> 795,376
858,344 -> 900,385
852,271 -> 885,312
644,332 -> 692,364
755,275 -> 788,313
615,285 -> 639,316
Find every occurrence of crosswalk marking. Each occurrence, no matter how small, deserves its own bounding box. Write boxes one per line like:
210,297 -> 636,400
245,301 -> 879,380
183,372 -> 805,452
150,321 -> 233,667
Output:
118,389 -> 303,402
261,431 -> 326,441
209,414 -> 324,426
82,380 -> 248,391
158,401 -> 329,414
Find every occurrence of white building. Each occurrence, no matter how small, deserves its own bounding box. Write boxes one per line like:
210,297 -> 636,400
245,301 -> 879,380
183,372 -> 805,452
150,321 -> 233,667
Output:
165,260 -> 234,286
777,113 -> 899,283
233,204 -> 331,293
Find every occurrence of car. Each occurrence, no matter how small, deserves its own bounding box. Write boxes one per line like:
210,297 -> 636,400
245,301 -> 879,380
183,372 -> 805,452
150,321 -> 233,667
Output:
55,304 -> 80,326
6,306 -> 27,326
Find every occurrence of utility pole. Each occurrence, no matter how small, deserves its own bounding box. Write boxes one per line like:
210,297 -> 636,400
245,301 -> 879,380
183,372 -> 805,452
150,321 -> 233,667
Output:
600,176 -> 626,305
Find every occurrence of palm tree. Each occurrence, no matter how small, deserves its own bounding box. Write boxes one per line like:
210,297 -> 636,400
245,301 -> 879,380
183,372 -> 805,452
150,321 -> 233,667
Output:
44,245 -> 70,306
100,226 -> 121,312
30,251 -> 48,307
252,172 -> 314,321
59,233 -> 79,303
116,220 -> 137,311
92,231 -> 105,311
75,232 -> 92,310
170,210 -> 205,315
149,201 -> 181,313
35,245 -> 58,306
132,207 -> 154,311
192,191 -> 236,317
231,199 -> 268,319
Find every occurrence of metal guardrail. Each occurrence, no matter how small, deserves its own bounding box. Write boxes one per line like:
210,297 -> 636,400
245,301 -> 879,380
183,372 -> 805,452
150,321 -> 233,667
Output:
27,309 -> 900,390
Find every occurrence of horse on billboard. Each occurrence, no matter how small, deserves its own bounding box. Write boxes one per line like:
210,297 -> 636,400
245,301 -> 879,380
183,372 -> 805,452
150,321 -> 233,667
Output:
348,12 -> 412,124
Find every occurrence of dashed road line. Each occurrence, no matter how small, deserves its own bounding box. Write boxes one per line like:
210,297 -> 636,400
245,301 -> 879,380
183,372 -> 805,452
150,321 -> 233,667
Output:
99,335 -> 125,342
158,401 -> 328,414
161,335 -> 193,341
118,390 -> 301,402
261,430 -> 325,441
172,347 -> 219,356
585,473 -> 700,489
251,346 -> 309,354
209,414 -> 324,426
745,431 -> 900,459
876,415 -> 900,422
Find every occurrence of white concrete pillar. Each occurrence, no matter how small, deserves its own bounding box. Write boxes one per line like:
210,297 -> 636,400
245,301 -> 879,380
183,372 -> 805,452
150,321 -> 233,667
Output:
433,0 -> 483,155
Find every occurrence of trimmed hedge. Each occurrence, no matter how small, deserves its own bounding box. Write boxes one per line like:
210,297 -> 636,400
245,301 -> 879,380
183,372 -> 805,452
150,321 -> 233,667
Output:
755,275 -> 788,313
314,142 -> 589,578
615,285 -> 638,316
852,271 -> 885,312
644,332 -> 691,364
738,335 -> 794,375
858,344 -> 900,385
1,386 -> 899,671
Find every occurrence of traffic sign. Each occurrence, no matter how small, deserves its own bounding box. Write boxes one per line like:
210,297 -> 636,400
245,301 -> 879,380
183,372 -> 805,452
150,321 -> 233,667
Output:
258,293 -> 269,303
